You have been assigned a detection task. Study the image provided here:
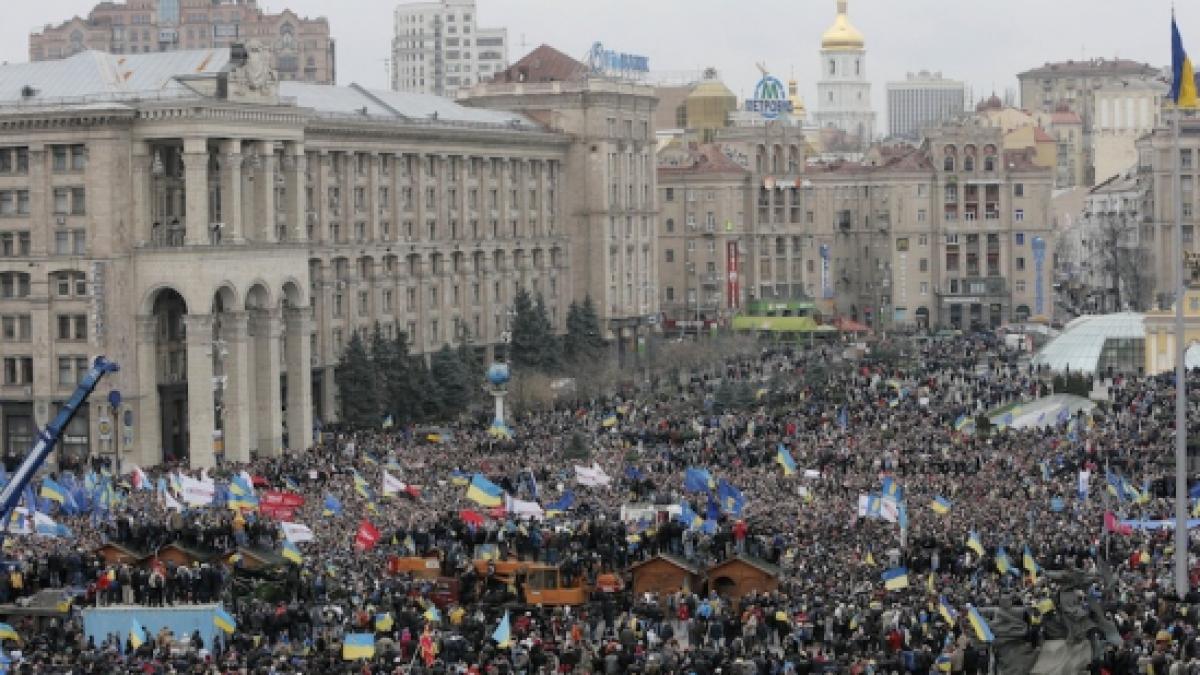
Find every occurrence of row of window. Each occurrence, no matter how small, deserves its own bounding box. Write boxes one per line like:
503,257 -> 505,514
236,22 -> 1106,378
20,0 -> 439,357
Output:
328,277 -> 559,318
0,272 -> 86,299
0,313 -> 88,343
0,230 -> 87,258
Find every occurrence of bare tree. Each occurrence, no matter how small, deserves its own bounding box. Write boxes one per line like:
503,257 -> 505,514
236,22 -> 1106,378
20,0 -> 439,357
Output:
1095,212 -> 1151,311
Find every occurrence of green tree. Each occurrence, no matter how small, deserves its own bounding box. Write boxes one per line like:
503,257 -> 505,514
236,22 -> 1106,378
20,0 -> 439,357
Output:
455,334 -> 483,407
430,344 -> 470,415
510,288 -> 562,372
563,295 -> 606,365
335,330 -> 378,429
376,325 -> 424,425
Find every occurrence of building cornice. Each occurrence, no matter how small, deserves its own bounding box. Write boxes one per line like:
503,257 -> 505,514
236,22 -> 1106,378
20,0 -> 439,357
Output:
0,106 -> 137,130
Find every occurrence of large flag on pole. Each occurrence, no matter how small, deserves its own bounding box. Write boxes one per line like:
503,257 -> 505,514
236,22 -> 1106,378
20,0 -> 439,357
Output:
1173,14 -> 1198,109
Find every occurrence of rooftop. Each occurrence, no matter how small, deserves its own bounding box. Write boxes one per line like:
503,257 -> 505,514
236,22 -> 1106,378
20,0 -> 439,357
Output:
1018,58 -> 1159,79
1031,312 -> 1146,374
0,48 -> 538,130
492,44 -> 589,84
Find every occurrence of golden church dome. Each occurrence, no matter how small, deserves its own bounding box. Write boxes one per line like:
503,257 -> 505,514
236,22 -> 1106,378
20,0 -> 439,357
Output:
788,79 -> 806,117
821,0 -> 865,51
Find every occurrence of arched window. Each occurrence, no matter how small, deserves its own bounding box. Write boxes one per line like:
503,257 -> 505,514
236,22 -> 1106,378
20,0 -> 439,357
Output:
855,59 -> 861,76
665,218 -> 675,233
944,156 -> 955,172
963,155 -> 974,171
829,60 -> 836,76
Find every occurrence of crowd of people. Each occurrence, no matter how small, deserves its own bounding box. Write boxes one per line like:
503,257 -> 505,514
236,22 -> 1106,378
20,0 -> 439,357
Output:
0,332 -> 1196,673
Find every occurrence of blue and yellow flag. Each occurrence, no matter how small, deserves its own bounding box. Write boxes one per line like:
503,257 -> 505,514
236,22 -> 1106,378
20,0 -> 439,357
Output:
450,470 -> 470,487
214,607 -> 237,634
0,623 -> 17,642
930,496 -> 951,515
882,567 -> 909,591
322,493 -> 343,516
966,530 -> 984,557
684,467 -> 715,493
39,477 -> 67,505
776,445 -> 797,476
129,618 -> 148,649
967,606 -> 995,642
282,539 -> 303,564
1023,545 -> 1041,580
492,611 -> 512,648
937,596 -> 957,626
423,605 -> 441,623
375,612 -> 394,632
678,500 -> 703,530
995,546 -> 1014,576
466,474 -> 504,508
1173,15 -> 1198,109
342,633 -> 375,660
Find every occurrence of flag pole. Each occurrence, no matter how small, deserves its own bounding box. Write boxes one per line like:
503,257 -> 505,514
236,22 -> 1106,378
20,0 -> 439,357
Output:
1173,101 -> 1190,599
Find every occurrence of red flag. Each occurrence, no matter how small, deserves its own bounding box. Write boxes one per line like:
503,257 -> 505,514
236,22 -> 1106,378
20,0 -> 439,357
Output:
1104,510 -> 1133,536
354,519 -> 381,551
459,510 -> 485,527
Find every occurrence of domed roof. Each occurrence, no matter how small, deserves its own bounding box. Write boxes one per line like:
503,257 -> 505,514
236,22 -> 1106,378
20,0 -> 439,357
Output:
688,78 -> 736,101
821,0 -> 865,51
788,79 -> 806,114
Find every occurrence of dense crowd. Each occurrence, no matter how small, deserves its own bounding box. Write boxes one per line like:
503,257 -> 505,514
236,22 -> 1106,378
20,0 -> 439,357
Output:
0,332 -> 1197,673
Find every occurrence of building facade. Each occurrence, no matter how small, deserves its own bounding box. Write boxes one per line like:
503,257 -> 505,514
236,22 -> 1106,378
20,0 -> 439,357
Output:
461,46 -> 659,362
1017,58 -> 1161,186
0,46 -> 569,471
1136,116 -> 1200,309
814,0 -> 876,153
1093,80 -> 1167,183
29,0 -> 334,84
886,71 -> 965,140
392,0 -> 508,98
1065,170 -> 1149,312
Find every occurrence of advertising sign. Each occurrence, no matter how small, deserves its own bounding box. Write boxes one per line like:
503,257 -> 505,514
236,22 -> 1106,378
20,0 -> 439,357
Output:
726,240 -> 741,309
745,74 -> 794,120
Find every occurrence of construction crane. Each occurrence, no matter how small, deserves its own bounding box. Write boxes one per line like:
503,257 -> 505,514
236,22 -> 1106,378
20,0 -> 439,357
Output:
0,356 -> 118,551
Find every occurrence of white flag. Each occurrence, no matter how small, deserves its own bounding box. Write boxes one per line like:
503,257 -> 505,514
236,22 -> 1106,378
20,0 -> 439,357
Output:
163,491 -> 183,512
280,521 -> 315,543
382,470 -> 406,496
179,474 -> 215,506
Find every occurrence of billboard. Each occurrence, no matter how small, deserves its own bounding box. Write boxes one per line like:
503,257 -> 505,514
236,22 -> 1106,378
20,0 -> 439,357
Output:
745,74 -> 794,120
726,241 -> 740,309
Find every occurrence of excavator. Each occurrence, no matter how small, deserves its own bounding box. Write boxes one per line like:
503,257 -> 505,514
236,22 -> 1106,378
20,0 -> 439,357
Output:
0,356 -> 118,552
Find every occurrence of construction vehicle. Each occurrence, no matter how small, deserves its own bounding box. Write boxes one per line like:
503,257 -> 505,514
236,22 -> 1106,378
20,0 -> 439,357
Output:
0,356 -> 118,551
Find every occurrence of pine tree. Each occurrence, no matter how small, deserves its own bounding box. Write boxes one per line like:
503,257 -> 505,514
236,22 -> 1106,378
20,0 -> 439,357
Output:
509,287 -> 543,371
534,292 -> 563,372
455,335 -> 483,407
430,344 -> 470,415
577,295 -> 606,363
378,325 -> 423,425
563,301 -> 584,364
335,330 -> 379,429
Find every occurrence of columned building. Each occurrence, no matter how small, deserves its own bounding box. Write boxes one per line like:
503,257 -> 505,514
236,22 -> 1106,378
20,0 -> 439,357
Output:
0,46 -> 567,470
814,0 -> 876,153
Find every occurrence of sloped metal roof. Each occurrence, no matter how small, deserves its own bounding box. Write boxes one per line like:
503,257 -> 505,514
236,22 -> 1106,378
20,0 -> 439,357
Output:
282,81 -> 536,128
0,48 -> 229,104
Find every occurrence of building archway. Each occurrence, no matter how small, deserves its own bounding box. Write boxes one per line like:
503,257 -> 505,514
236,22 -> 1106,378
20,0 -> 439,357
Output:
245,283 -> 283,458
149,287 -> 189,464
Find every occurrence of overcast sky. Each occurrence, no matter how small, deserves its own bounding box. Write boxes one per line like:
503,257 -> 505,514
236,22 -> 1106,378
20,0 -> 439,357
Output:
7,0 -> 1195,121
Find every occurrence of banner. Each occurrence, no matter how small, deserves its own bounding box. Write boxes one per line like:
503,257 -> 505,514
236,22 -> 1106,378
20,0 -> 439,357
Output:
819,244 -> 832,299
726,240 -> 740,309
260,491 -> 305,520
280,521 -> 315,543
178,475 -> 215,507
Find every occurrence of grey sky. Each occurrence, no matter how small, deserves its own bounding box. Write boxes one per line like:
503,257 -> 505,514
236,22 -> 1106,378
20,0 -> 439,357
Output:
6,0 -> 1195,122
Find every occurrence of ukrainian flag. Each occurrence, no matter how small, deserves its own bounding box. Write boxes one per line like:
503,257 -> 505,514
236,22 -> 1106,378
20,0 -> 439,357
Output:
966,530 -> 984,557
39,477 -> 67,504
492,610 -> 512,648
926,572 -> 936,594
323,493 -> 342,516
937,596 -> 957,626
995,546 -> 1013,575
935,654 -> 952,672
375,612 -> 394,632
776,445 -> 797,476
881,567 -> 909,591
0,623 -> 16,642
881,476 -> 903,502
228,493 -> 258,511
1023,545 -> 1041,580
1171,14 -> 1200,107
953,415 -> 969,431
423,605 -> 440,623
466,473 -> 504,508
129,618 -> 148,649
213,607 -> 237,634
352,471 -> 373,500
342,633 -> 375,660
450,470 -> 470,487
679,500 -> 703,530
282,539 -> 303,564
930,496 -> 951,515
601,414 -> 618,428
967,606 -> 995,642
865,551 -> 876,566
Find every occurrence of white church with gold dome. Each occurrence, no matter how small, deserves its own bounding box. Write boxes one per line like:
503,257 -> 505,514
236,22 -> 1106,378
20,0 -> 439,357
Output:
814,0 -> 876,151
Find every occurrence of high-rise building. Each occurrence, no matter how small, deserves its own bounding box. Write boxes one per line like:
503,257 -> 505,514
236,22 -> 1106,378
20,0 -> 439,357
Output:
814,0 -> 876,153
28,0 -> 334,84
886,71 -> 965,140
460,45 -> 659,363
392,0 -> 508,98
1017,58 -> 1161,185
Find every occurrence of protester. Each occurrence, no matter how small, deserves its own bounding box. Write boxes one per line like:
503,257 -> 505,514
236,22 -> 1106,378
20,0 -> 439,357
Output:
0,332 -> 1193,673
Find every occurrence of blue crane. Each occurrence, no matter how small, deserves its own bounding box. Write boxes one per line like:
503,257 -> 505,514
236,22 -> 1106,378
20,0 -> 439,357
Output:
0,356 -> 118,551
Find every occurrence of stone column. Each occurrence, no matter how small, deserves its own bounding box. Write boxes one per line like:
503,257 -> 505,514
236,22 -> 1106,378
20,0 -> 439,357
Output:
28,145 -> 47,257
285,142 -> 307,242
255,141 -> 278,243
132,142 -> 151,245
183,314 -> 216,469
284,307 -> 314,452
321,365 -> 338,424
220,140 -> 244,244
134,315 -> 161,468
220,311 -> 251,463
252,309 -> 283,456
183,137 -> 210,246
